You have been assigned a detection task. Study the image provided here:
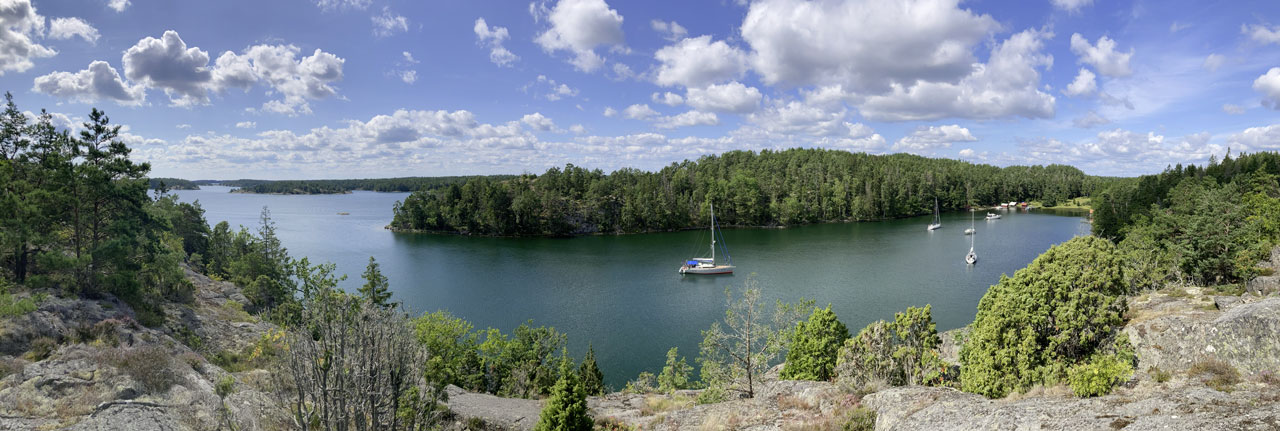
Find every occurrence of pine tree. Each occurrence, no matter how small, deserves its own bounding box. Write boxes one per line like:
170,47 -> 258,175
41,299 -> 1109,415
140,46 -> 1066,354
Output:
781,305 -> 850,381
359,256 -> 393,307
533,361 -> 592,431
657,347 -> 692,392
578,344 -> 605,396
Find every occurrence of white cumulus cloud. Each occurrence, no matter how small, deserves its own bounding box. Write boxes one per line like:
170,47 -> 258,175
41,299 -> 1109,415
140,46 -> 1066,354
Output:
122,30 -> 213,106
684,81 -> 762,113
1049,0 -> 1092,13
622,103 -> 658,120
653,35 -> 748,88
1069,33 -> 1133,77
1254,67 -> 1280,110
0,0 -> 55,75
48,17 -> 99,44
32,60 -> 145,105
656,110 -> 718,129
534,0 -> 625,72
650,19 -> 687,41
521,112 -> 557,131
236,121 -> 256,129
474,18 -> 518,67
651,91 -> 684,106
893,124 -> 977,153
1202,53 -> 1224,72
1243,24 -> 1280,45
1064,68 -> 1097,97
106,0 -> 129,12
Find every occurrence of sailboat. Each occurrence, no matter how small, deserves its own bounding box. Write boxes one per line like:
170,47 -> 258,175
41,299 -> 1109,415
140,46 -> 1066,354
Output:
964,209 -> 976,235
965,228 -> 978,265
926,198 -> 941,231
679,203 -> 735,275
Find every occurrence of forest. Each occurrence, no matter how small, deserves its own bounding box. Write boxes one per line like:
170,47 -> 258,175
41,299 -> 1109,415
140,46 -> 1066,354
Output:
390,149 -> 1104,236
1091,151 -> 1280,286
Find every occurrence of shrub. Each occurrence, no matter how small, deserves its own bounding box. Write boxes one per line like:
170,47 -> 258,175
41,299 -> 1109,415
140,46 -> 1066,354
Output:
24,337 -> 57,361
835,305 -> 945,391
782,305 -> 850,381
1148,366 -> 1171,383
533,362 -> 593,431
657,347 -> 692,392
103,345 -> 185,394
0,281 -> 38,317
215,375 -> 236,398
841,406 -> 877,431
1189,358 -> 1240,392
594,416 -> 635,431
960,236 -> 1129,398
1068,354 -> 1133,397
0,356 -> 24,380
623,372 -> 657,394
695,385 -> 729,405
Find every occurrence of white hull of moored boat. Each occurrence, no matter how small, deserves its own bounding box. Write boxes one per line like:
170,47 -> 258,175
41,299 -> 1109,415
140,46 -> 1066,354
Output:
680,265 -> 735,275
927,223 -> 941,231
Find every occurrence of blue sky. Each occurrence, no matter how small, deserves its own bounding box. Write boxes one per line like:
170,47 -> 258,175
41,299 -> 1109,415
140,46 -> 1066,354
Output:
1,0 -> 1278,179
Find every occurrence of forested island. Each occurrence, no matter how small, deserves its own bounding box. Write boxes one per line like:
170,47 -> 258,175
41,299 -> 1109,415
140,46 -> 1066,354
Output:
214,176 -> 516,194
148,177 -> 201,190
389,150 -> 1105,236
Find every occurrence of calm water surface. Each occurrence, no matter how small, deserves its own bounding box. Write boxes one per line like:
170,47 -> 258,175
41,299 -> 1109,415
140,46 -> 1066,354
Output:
174,186 -> 1089,387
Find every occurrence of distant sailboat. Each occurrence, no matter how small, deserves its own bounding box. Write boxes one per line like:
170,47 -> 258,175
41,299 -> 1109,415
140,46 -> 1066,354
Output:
985,212 -> 1001,220
964,209 -> 976,235
679,203 -> 735,275
926,198 -> 941,231
965,228 -> 978,265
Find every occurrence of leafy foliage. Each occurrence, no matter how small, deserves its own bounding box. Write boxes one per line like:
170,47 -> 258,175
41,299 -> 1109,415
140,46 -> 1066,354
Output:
221,175 -> 514,194
959,236 -> 1130,398
835,305 -> 945,391
1067,352 -> 1134,397
781,305 -> 850,381
391,150 -> 1099,236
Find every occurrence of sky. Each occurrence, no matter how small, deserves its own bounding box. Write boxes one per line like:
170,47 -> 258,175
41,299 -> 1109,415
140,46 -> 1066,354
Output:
1,0 -> 1278,179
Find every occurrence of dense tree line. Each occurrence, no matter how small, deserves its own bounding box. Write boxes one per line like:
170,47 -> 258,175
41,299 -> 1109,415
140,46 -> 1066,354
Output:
215,175 -> 515,194
0,94 -> 204,325
148,177 -> 200,190
390,149 -> 1100,236
1093,152 -> 1280,285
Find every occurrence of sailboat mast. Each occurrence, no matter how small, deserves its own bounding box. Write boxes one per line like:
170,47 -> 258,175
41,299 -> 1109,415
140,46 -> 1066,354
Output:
710,202 -> 716,263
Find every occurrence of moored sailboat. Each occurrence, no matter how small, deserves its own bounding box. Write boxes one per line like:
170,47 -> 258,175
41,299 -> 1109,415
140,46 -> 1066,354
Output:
927,198 -> 941,231
965,227 -> 978,265
680,203 -> 735,275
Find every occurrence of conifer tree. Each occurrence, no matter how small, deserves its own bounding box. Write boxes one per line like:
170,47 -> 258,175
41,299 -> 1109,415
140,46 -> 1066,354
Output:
578,344 -> 605,396
359,256 -> 393,307
657,347 -> 692,392
533,361 -> 592,431
781,305 -> 850,381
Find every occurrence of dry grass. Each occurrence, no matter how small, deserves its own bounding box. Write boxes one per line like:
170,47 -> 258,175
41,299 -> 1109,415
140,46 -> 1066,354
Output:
99,345 -> 187,394
1189,358 -> 1241,392
641,394 -> 694,415
777,394 -> 816,411
698,411 -> 742,431
1148,366 -> 1172,383
0,356 -> 25,381
1003,384 -> 1073,402
23,336 -> 57,361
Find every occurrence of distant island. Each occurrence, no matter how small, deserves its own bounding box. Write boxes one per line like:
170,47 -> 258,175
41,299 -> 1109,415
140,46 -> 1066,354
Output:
389,149 -> 1112,237
147,177 -> 201,190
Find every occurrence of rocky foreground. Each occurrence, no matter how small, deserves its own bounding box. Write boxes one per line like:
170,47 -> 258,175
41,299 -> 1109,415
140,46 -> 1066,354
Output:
445,289 -> 1280,431
0,268 -> 288,430
1,263 -> 1279,430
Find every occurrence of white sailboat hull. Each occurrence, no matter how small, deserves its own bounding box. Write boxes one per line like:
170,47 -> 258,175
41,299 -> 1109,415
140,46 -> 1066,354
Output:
927,223 -> 941,231
966,253 -> 978,264
680,264 -> 735,275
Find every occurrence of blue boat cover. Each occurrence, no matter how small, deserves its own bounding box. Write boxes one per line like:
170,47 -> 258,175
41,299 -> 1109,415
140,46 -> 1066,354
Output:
686,260 -> 699,265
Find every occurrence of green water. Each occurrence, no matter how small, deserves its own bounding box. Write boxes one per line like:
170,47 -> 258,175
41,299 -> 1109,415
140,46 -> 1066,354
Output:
175,186 -> 1090,387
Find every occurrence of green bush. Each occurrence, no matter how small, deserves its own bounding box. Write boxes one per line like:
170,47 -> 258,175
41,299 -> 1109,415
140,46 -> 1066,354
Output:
623,372 -> 656,394
533,362 -> 593,431
103,345 -> 185,394
960,236 -> 1129,398
835,305 -> 944,391
782,305 -> 850,381
657,347 -> 692,392
1068,354 -> 1133,397
0,281 -> 38,317
695,385 -> 729,405
215,375 -> 236,398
